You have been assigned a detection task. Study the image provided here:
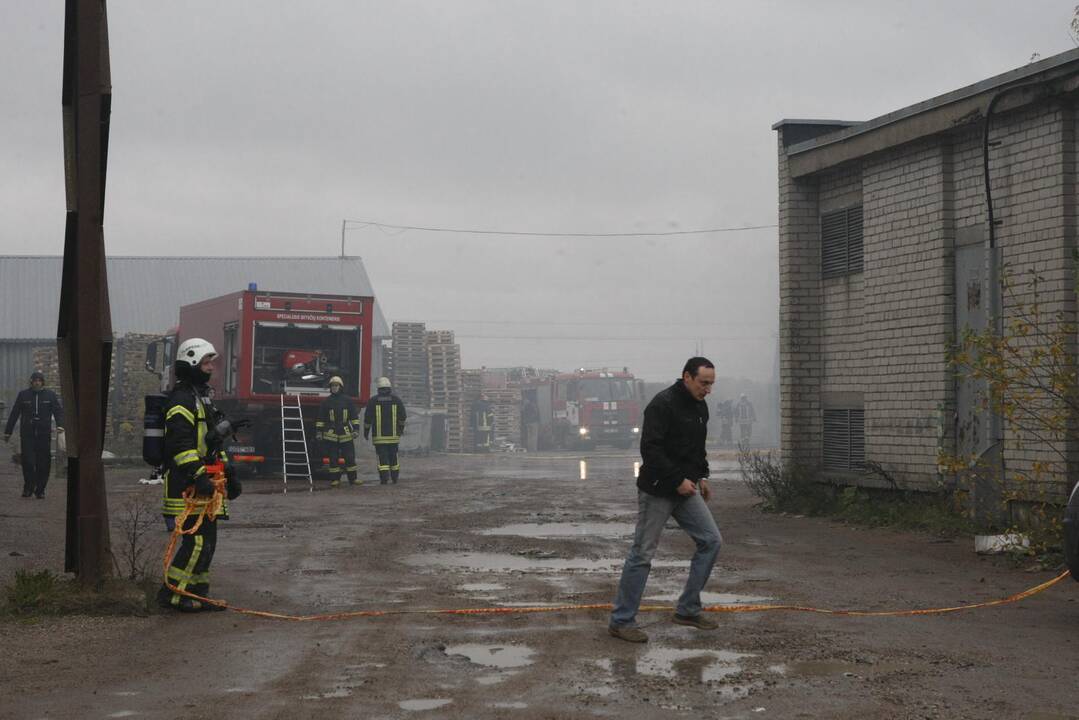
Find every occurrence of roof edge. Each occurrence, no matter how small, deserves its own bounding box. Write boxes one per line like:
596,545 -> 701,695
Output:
785,46 -> 1079,159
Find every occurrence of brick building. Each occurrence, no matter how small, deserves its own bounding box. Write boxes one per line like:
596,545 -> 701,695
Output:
774,49 -> 1079,502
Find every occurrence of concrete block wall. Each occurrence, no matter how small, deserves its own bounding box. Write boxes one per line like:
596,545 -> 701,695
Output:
777,128 -> 822,467
862,139 -> 953,490
778,96 -> 1079,500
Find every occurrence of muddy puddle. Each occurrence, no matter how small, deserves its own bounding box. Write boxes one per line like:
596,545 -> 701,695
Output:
481,522 -> 636,538
399,698 -> 453,711
445,643 -> 536,668
644,590 -> 772,605
771,659 -> 905,678
638,647 -> 753,683
458,582 -> 506,592
408,552 -> 686,573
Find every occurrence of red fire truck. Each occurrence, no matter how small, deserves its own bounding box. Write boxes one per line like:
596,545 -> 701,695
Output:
524,369 -> 643,449
145,288 -> 375,474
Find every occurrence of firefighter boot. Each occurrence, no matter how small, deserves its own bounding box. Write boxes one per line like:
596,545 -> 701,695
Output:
379,470 -> 390,485
347,471 -> 362,486
390,469 -> 399,484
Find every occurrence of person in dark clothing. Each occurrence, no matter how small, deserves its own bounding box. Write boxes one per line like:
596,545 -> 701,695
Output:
316,375 -> 361,486
4,371 -> 64,498
364,377 -> 406,484
608,357 -> 721,643
156,337 -> 242,613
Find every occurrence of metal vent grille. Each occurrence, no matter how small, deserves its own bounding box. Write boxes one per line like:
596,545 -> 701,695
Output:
821,206 -> 864,278
822,408 -> 865,471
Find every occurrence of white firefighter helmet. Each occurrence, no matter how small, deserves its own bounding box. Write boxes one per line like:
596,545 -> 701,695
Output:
328,376 -> 344,388
176,338 -> 217,367
377,376 -> 392,389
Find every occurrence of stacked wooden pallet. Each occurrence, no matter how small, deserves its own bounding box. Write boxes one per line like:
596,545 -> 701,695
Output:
459,369 -> 484,450
482,387 -> 522,442
390,322 -> 429,408
426,332 -> 463,451
31,333 -> 160,457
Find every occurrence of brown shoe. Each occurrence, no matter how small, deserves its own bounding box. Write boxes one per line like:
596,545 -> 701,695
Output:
672,613 -> 718,630
608,625 -> 648,643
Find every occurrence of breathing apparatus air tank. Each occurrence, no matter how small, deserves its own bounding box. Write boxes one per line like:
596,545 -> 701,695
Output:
143,393 -> 168,467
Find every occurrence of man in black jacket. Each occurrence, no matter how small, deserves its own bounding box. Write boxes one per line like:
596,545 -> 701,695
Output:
608,357 -> 721,643
4,371 -> 64,498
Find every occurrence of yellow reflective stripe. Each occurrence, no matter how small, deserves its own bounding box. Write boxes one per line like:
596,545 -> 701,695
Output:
375,404 -> 382,436
174,449 -> 200,465
195,399 -> 207,457
392,404 -> 397,433
166,405 -> 196,424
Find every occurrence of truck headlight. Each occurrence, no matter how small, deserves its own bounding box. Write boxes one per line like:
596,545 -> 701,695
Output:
632,426 -> 640,434
578,427 -> 589,436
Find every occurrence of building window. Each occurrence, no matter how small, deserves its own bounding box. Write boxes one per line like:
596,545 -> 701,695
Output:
821,206 -> 864,278
823,408 -> 865,471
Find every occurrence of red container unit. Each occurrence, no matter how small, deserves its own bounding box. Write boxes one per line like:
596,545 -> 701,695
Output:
167,289 -> 375,473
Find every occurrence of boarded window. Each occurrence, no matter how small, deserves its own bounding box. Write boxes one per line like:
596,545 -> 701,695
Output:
823,408 -> 865,471
821,206 -> 864,278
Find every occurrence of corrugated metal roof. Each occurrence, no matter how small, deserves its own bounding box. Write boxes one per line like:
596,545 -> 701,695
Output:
0,255 -> 390,339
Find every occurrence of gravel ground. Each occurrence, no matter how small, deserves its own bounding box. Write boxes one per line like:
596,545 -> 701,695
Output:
1,450 -> 1077,720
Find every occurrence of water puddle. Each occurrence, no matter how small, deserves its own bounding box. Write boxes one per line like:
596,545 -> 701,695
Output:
644,591 -> 772,605
409,552 -> 685,573
637,646 -> 753,683
482,522 -> 635,538
445,643 -> 536,668
774,660 -> 901,678
399,698 -> 453,711
110,692 -> 140,697
301,688 -> 353,700
107,713 -> 138,719
459,582 -> 506,592
476,672 -> 517,685
492,702 -> 529,709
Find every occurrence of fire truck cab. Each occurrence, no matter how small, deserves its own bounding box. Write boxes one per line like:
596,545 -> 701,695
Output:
529,369 -> 643,450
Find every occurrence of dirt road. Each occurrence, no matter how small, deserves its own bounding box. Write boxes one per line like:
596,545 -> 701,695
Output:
1,451 -> 1077,719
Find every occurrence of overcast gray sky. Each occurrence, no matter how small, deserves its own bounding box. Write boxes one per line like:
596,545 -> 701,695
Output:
2,1 -> 1076,382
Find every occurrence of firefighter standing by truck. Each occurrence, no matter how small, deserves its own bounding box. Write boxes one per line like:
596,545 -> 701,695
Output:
156,338 -> 243,613
316,375 -> 361,487
4,371 -> 64,499
364,377 -> 406,484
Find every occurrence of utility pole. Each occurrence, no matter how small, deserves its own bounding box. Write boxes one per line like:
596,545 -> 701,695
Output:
58,0 -> 113,585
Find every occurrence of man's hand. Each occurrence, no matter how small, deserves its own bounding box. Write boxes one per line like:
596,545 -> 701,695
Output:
699,479 -> 711,501
676,479 -> 697,496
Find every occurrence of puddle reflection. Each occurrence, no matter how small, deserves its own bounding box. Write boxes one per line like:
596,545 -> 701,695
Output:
446,643 -> 536,668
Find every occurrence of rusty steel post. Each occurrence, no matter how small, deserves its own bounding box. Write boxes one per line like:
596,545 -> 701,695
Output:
59,0 -> 113,584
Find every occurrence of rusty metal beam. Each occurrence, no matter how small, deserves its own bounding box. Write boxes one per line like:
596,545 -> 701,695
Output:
59,0 -> 113,584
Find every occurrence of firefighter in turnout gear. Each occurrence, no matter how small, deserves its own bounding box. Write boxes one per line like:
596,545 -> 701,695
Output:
364,377 -> 406,484
316,376 -> 361,486
4,371 -> 64,498
156,338 -> 243,613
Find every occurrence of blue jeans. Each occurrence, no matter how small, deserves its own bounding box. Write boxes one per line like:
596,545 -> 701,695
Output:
610,490 -> 722,627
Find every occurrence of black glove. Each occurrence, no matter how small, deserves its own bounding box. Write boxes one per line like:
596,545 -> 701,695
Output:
226,465 -> 243,500
194,472 -> 215,497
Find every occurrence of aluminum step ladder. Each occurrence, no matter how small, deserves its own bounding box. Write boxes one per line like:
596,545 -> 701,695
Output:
280,393 -> 313,493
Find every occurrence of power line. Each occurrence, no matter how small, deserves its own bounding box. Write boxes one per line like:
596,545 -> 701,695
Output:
343,217 -> 776,238
453,334 -> 772,342
425,318 -> 775,328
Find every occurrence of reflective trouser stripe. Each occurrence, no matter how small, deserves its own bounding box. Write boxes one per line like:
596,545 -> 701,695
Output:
170,535 -> 203,606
